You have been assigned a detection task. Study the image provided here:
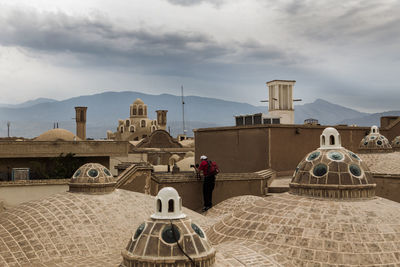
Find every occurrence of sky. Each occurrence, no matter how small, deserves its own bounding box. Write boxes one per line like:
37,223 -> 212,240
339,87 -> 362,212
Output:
0,0 -> 399,112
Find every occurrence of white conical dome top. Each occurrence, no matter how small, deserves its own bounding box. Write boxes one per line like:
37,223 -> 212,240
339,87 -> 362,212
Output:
150,187 -> 186,219
319,127 -> 342,149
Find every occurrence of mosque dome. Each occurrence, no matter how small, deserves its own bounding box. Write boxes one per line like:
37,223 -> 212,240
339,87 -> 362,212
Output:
121,187 -> 216,267
391,136 -> 400,150
34,128 -> 81,141
359,125 -> 392,152
133,98 -> 145,105
290,127 -> 375,199
69,163 -> 116,194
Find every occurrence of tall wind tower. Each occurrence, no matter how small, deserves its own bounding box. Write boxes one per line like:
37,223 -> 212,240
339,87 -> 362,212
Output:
266,80 -> 299,124
75,106 -> 87,140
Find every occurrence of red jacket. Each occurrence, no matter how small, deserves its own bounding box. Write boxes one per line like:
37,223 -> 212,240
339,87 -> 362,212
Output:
198,160 -> 211,176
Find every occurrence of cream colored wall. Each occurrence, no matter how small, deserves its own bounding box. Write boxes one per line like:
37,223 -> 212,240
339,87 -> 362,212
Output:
0,184 -> 68,208
109,153 -> 148,176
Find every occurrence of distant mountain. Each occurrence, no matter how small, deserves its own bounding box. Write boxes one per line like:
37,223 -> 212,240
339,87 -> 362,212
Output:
294,98 -> 369,125
338,111 -> 400,126
0,92 -> 393,139
0,91 -> 264,138
0,98 -> 57,109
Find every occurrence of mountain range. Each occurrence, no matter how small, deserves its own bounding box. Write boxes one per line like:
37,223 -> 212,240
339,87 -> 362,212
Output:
0,92 -> 398,139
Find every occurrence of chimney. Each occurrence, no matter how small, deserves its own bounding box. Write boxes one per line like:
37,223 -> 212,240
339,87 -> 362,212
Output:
156,110 -> 168,130
75,107 -> 87,140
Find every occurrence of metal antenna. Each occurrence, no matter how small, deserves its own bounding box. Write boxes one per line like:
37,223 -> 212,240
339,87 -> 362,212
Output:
181,85 -> 186,135
7,121 -> 10,137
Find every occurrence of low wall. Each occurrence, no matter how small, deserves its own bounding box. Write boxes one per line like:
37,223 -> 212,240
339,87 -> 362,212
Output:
0,179 -> 69,208
373,175 -> 400,203
150,172 -> 269,212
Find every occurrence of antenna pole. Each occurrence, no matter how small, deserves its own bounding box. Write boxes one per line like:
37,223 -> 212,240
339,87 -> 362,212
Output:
181,85 -> 185,135
7,121 -> 10,137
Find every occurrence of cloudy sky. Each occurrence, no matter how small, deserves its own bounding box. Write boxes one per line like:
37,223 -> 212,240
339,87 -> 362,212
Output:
0,0 -> 399,112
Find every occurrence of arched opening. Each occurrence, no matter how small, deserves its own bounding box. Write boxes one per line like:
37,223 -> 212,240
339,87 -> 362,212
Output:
133,105 -> 137,115
138,106 -> 143,115
373,129 -> 376,133
125,120 -> 130,127
120,126 -> 124,133
322,135 -> 326,146
168,199 -> 174,212
144,106 -> 147,116
157,199 -> 162,212
151,125 -> 157,132
129,126 -> 135,133
330,135 -> 335,145
141,120 -> 146,128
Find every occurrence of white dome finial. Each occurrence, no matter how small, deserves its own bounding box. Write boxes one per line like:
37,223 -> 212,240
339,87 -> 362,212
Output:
151,187 -> 186,220
371,125 -> 379,134
320,127 -> 342,149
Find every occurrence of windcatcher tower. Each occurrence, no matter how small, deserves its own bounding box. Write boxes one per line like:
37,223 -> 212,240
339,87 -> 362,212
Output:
75,106 -> 87,140
156,110 -> 167,130
266,80 -> 296,124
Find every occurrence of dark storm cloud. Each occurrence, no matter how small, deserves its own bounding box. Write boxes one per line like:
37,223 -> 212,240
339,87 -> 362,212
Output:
0,8 -> 296,77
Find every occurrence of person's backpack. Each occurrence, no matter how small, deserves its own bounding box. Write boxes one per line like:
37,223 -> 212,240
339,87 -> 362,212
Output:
207,160 -> 220,176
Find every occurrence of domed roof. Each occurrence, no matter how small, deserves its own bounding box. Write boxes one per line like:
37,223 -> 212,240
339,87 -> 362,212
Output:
359,125 -> 392,152
69,163 -> 116,194
392,136 -> 400,150
206,193 -> 400,266
34,128 -> 81,141
290,127 -> 375,199
121,187 -> 216,267
133,98 -> 144,105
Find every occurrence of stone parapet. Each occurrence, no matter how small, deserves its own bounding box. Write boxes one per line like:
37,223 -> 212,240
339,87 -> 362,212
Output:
289,182 -> 376,199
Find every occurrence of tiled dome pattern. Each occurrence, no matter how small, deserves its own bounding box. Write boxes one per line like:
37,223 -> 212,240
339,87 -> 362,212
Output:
69,163 -> 116,194
206,193 -> 400,266
290,127 -> 375,199
359,126 -> 392,152
392,136 -> 400,150
121,218 -> 215,267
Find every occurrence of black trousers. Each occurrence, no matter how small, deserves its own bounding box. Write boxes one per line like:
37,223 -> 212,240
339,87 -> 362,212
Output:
203,175 -> 215,208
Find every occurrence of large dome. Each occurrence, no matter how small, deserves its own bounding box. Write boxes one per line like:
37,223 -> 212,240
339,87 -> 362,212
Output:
291,127 -> 375,199
34,128 -> 81,141
206,193 -> 400,266
359,126 -> 392,152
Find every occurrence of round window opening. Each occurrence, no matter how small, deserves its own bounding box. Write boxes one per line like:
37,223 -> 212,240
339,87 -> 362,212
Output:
313,164 -> 328,177
364,141 -> 368,146
377,140 -> 383,146
191,223 -> 205,238
88,169 -> 99,178
349,164 -> 362,177
307,151 -> 320,161
348,151 -> 360,160
133,222 -> 146,240
370,136 -> 375,140
162,225 -> 181,244
396,141 -> 400,145
103,168 -> 112,176
328,151 -> 343,161
73,169 -> 81,178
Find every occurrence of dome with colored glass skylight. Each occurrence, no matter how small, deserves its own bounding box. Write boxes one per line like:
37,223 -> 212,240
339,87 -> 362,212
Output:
69,163 -> 116,194
359,125 -> 392,152
290,127 -> 375,199
121,187 -> 215,267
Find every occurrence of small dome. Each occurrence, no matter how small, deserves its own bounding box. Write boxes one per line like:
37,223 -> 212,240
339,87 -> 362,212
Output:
290,127 -> 375,199
151,187 -> 185,220
168,154 -> 181,166
359,125 -> 392,152
133,98 -> 144,105
69,163 -> 116,194
392,136 -> 400,150
121,187 -> 215,267
34,128 -> 81,141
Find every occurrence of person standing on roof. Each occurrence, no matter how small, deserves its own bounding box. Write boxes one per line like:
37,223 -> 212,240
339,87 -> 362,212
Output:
197,155 -> 219,212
